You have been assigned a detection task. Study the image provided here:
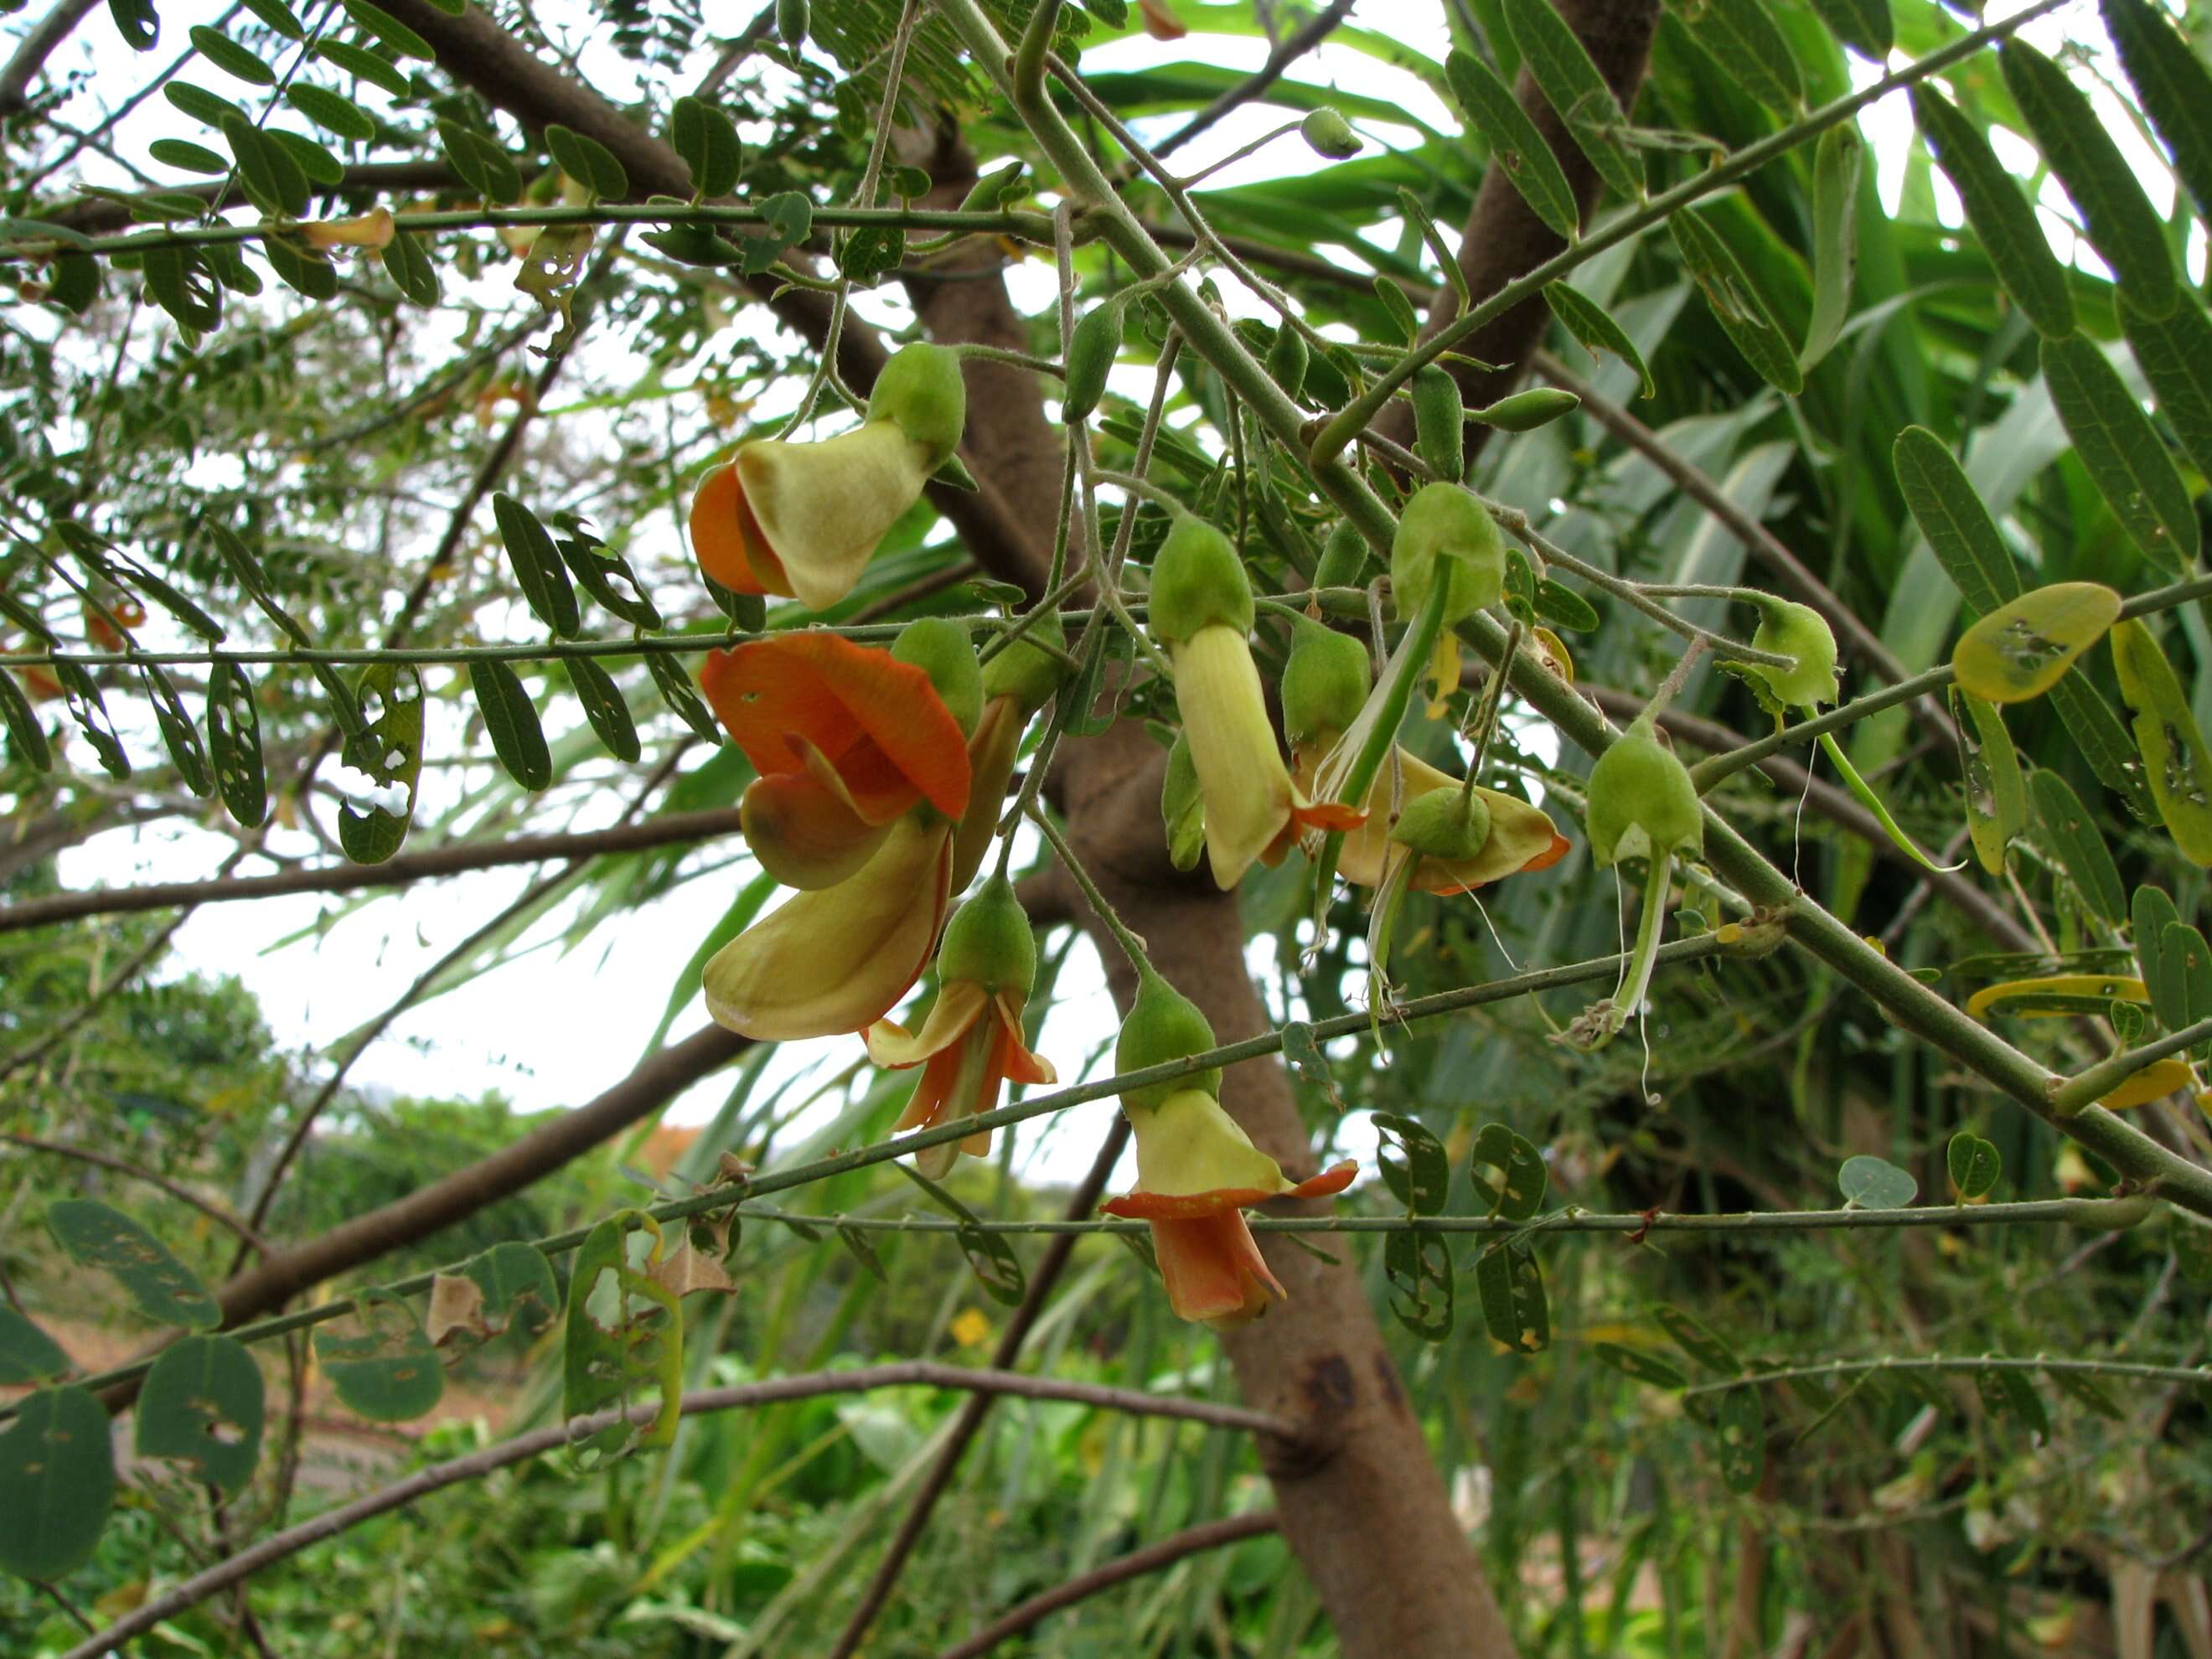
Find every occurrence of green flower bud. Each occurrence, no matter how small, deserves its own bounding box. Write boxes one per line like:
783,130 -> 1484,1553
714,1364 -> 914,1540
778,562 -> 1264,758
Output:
867,341 -> 966,468
1313,519 -> 1373,591
1413,365 -> 1465,484
1301,107 -> 1361,160
1060,303 -> 1121,424
1149,514 -> 1253,644
1264,322 -> 1309,401
937,872 -> 1036,994
981,608 -> 1069,713
1586,715 -> 1703,866
1391,787 -> 1491,862
892,615 -> 983,736
1749,597 -> 1838,713
1281,617 -> 1371,745
1116,968 -> 1219,1111
1161,731 -> 1207,874
1391,483 -> 1503,625
1470,387 -> 1579,432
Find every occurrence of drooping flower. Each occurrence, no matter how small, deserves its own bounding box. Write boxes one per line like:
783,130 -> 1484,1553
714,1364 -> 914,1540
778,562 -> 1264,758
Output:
1105,972 -> 1356,1329
866,875 -> 1054,1177
1289,741 -> 1569,895
1150,515 -> 1360,890
701,623 -> 976,890
690,342 -> 967,612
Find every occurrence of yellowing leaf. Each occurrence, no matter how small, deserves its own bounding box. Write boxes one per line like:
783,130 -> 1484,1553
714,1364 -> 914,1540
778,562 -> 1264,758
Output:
1951,582 -> 2122,703
2099,1056 -> 2194,1109
2108,618 -> 2212,866
1965,974 -> 2149,1020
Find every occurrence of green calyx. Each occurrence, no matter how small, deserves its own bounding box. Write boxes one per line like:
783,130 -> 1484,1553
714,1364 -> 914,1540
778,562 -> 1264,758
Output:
1264,322 -> 1309,401
1391,483 -> 1503,626
1586,715 -> 1703,866
1160,731 -> 1206,874
1470,387 -> 1579,432
1391,787 -> 1491,861
1116,968 -> 1219,1111
1412,366 -> 1465,484
937,873 -> 1036,995
867,341 -> 966,468
1313,519 -> 1373,591
1149,514 -> 1253,644
1281,617 -> 1371,746
1748,597 -> 1838,713
982,608 -> 1069,713
1300,107 -> 1361,159
892,616 -> 984,736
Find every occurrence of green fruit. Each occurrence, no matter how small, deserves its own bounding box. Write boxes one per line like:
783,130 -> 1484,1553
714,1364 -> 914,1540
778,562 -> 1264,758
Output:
1470,387 -> 1579,432
1149,514 -> 1253,643
1265,322 -> 1309,400
1116,969 -> 1219,1110
1301,107 -> 1361,159
1586,716 -> 1703,866
1313,519 -> 1372,590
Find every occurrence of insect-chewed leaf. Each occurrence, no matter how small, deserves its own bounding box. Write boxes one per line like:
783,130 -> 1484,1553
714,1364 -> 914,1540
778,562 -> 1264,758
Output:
54,660 -> 129,778
1711,1385 -> 1765,1493
0,1387 -> 114,1582
1910,86 -> 2073,340
561,655 -> 640,762
0,1306 -> 69,1385
1670,206 -> 1803,395
1384,1229 -> 1454,1341
1837,1154 -> 1916,1210
1474,1242 -> 1548,1354
1501,0 -> 1641,202
337,663 -> 423,864
2042,336 -> 2198,573
491,492 -> 581,638
736,189 -> 812,275
564,1212 -> 683,1466
136,1334 -> 264,1494
2103,0 -> 2212,228
2031,770 -> 2129,925
1372,1112 -> 1450,1217
1654,1302 -> 1739,1373
1976,1367 -> 2049,1442
205,657 -> 267,828
46,1199 -> 220,1330
1592,1341 -> 1685,1389
1444,49 -> 1578,240
1951,689 -> 2027,876
1951,583 -> 2121,705
1965,973 -> 2147,1021
2155,922 -> 2212,1052
138,662 -> 211,797
0,667 -> 52,773
1468,1122 -> 1547,1221
2108,618 -> 2212,866
956,1222 -> 1026,1306
108,0 -> 158,49
468,659 -> 552,791
313,1291 -> 443,1423
669,96 -> 743,197
1545,281 -> 1654,399
1946,1131 -> 2001,1201
463,1241 -> 561,1337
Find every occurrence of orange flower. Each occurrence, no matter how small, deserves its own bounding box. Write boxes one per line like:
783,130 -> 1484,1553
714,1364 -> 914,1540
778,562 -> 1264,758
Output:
702,633 -> 972,890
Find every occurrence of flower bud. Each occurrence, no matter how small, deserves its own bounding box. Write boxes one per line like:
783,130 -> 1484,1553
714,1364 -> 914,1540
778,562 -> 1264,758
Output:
937,872 -> 1036,995
1301,107 -> 1361,160
1060,303 -> 1121,423
1391,483 -> 1503,624
1264,322 -> 1309,401
1749,597 -> 1838,713
980,608 -> 1068,714
1161,731 -> 1207,874
892,617 -> 983,737
1391,786 -> 1491,862
866,341 -> 965,468
1470,387 -> 1579,432
1586,715 -> 1703,866
1281,617 -> 1371,746
1312,519 -> 1372,591
1413,366 -> 1465,483
1115,969 -> 1218,1111
1149,514 -> 1253,644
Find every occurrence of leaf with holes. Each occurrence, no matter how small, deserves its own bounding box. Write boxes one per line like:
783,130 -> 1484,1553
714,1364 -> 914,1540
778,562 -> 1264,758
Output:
2108,619 -> 2212,866
205,658 -> 267,829
1946,1132 -> 2001,1201
2032,770 -> 2128,926
564,1212 -> 682,1466
0,1307 -> 68,1386
135,1335 -> 264,1495
469,659 -> 552,790
0,1388 -> 114,1582
557,530 -> 662,628
1384,1229 -> 1453,1341
1444,49 -> 1577,239
463,1241 -> 561,1337
1952,690 -> 2027,876
1711,1386 -> 1765,1493
136,662 -> 210,797
737,189 -> 813,275
1951,582 -> 2121,705
669,96 -> 742,197
1372,1113 -> 1450,1217
491,492 -> 581,638
313,1291 -> 442,1422
1837,1154 -> 1916,1210
53,660 -> 129,778
1468,1122 -> 1547,1221
108,0 -> 158,49
562,655 -> 640,762
47,1200 -> 219,1329
1671,206 -> 1802,395
338,662 -> 423,865
840,225 -> 907,287
1475,1241 -> 1548,1354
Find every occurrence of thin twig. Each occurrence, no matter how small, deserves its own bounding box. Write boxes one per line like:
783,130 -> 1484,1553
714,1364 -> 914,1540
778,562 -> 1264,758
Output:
1,1133 -> 271,1254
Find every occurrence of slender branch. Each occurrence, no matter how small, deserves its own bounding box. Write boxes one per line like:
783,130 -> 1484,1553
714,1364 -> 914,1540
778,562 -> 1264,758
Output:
0,1133 -> 271,1254
0,0 -> 101,115
1147,0 -> 1357,158
1682,1353 -> 2212,1398
933,1512 -> 1282,1659
59,1362 -> 1292,1659
2050,1014 -> 2212,1116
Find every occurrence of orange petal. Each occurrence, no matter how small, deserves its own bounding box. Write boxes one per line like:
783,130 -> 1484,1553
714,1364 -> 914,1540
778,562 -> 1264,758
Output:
1149,1212 -> 1280,1327
1285,1160 -> 1358,1200
892,1041 -> 965,1135
741,767 -> 892,890
690,463 -> 792,597
992,991 -> 1057,1087
1103,1186 -> 1283,1221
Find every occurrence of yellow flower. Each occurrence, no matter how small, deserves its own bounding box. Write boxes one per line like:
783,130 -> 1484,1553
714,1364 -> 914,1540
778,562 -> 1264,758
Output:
1291,739 -> 1569,893
302,207 -> 395,251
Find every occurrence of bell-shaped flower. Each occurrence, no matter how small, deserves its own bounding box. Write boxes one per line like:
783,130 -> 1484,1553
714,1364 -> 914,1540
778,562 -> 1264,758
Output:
866,875 -> 1054,1177
1290,739 -> 1569,895
1104,972 -> 1356,1329
702,623 -> 977,891
1151,515 -> 1360,890
690,343 -> 967,612
702,814 -> 953,1041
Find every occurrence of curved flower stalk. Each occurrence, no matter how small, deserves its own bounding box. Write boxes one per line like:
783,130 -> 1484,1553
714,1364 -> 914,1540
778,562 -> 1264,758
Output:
702,624 -> 978,891
867,875 -> 1055,1177
1150,514 -> 1360,890
689,342 -> 967,611
1106,971 -> 1357,1329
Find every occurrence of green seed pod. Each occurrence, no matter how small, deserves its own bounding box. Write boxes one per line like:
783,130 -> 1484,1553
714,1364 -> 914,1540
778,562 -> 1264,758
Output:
892,615 -> 984,736
1161,731 -> 1207,874
1469,387 -> 1580,432
1148,514 -> 1253,644
1281,616 -> 1371,745
1749,597 -> 1838,713
1301,107 -> 1361,160
1586,715 -> 1703,866
1313,519 -> 1373,591
1391,787 -> 1492,861
1264,321 -> 1309,401
1391,483 -> 1503,625
1060,303 -> 1121,424
981,607 -> 1069,714
938,872 -> 1036,994
867,341 -> 966,468
1116,968 -> 1219,1110
1413,366 -> 1465,483
777,0 -> 808,47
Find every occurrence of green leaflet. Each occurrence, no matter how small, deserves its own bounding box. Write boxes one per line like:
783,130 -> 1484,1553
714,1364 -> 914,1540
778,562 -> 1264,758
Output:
205,657 -> 268,829
136,1335 -> 265,1495
2119,287 -> 2212,483
0,1388 -> 115,1582
564,1212 -> 684,1466
1670,206 -> 1803,395
2108,618 -> 2212,865
0,1306 -> 68,1385
47,1199 -> 220,1329
1946,1131 -> 2002,1201
1501,0 -> 1642,202
2133,884 -> 2179,1019
1545,281 -> 1655,398
491,492 -> 581,638
313,1291 -> 445,1422
669,96 -> 743,197
1805,0 -> 1889,57
1468,1122 -> 1547,1220
1384,1229 -> 1454,1341
1677,0 -> 1802,115
2040,334 -> 2198,575
1474,1241 -> 1548,1353
1910,86 -> 2073,340
0,663 -> 51,772
1711,1386 -> 1765,1492
562,654 -> 641,762
1952,688 -> 2028,876
337,662 -> 424,865
2101,0 -> 2212,230
468,659 -> 553,790
1444,48 -> 1579,240
1372,1113 -> 1450,1217
2031,769 -> 2128,926
545,123 -> 629,200
2154,919 -> 2212,1043
1801,122 -> 1862,371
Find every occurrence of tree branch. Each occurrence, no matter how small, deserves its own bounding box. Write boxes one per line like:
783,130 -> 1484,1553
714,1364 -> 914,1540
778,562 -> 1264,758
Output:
0,1132 -> 271,1254
1146,0 -> 1356,159
0,0 -> 101,116
63,1362 -> 1292,1659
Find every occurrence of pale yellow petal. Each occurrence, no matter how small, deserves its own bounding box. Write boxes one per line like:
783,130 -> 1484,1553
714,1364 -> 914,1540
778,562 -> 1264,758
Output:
1130,1088 -> 1292,1200
1174,625 -> 1295,891
863,979 -> 990,1067
736,421 -> 934,612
